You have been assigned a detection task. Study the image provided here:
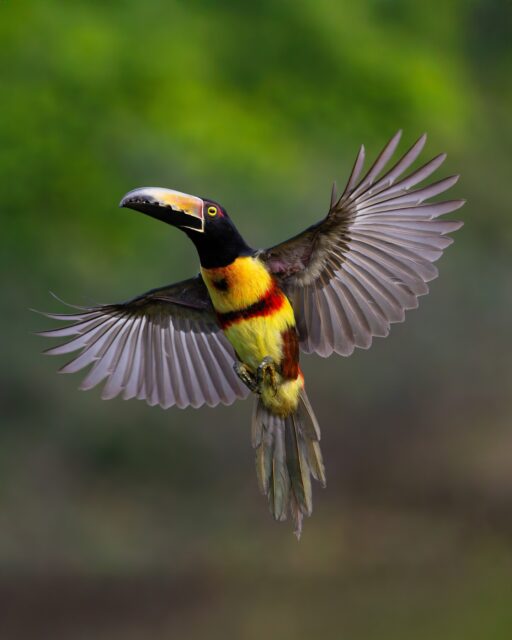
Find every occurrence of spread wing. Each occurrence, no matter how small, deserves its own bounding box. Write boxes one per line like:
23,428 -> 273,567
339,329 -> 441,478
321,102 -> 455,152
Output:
37,276 -> 249,408
261,131 -> 464,357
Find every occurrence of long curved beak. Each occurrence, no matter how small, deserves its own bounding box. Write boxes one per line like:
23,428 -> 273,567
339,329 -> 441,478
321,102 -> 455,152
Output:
119,187 -> 205,233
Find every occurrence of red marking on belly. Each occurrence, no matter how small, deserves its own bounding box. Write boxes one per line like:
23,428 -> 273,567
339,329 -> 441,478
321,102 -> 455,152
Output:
216,280 -> 286,330
281,327 -> 300,380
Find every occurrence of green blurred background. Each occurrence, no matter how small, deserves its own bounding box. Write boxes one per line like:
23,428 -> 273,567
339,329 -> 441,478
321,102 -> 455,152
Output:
1,0 -> 511,638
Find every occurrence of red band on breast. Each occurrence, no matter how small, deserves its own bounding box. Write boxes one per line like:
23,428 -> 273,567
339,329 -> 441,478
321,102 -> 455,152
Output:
216,280 -> 286,330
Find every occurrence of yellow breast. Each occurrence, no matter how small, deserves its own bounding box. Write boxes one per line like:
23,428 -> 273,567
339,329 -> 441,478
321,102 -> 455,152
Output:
202,256 -> 301,414
201,256 -> 295,370
201,256 -> 273,314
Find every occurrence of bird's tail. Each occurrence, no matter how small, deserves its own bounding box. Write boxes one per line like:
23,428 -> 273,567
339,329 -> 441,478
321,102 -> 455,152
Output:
251,388 -> 326,538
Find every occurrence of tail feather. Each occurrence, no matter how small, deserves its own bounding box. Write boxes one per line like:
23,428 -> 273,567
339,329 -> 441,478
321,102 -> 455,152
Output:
285,412 -> 313,516
268,426 -> 289,521
298,392 -> 326,486
252,388 -> 326,538
305,439 -> 326,485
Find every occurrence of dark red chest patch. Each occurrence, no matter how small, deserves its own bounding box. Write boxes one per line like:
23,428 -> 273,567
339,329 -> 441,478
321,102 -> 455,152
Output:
280,327 -> 300,380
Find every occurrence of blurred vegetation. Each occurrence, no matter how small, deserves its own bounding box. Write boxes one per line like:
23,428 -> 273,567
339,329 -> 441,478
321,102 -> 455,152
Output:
1,0 -> 511,638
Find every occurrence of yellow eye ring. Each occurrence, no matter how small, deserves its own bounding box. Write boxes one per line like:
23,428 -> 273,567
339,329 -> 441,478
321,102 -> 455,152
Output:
207,206 -> 217,217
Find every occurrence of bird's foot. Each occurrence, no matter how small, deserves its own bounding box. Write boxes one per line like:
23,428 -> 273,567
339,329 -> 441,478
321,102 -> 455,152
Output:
257,356 -> 278,396
233,361 -> 259,393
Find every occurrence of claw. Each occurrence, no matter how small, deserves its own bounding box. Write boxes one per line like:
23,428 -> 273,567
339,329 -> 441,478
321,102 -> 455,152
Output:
234,357 -> 279,395
257,356 -> 278,396
233,361 -> 259,393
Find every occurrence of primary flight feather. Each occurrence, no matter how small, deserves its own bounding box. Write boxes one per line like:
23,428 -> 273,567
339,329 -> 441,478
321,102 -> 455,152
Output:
38,131 -> 464,537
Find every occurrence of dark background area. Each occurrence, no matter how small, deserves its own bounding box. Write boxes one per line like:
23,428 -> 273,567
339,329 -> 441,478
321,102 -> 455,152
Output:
1,1 -> 511,638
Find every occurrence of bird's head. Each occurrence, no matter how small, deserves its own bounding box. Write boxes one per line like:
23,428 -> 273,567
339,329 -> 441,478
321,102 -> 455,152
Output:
120,187 -> 253,268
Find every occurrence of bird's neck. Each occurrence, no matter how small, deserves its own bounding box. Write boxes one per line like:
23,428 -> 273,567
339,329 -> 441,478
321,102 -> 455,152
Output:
185,226 -> 253,269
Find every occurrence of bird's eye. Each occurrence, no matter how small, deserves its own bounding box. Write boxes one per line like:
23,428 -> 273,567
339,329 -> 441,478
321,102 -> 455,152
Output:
207,206 -> 217,217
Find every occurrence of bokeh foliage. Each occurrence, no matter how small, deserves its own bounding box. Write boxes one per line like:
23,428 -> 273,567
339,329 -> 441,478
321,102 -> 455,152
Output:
1,1 -> 511,638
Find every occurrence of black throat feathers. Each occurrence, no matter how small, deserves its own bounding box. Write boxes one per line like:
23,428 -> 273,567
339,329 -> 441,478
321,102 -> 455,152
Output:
185,216 -> 254,269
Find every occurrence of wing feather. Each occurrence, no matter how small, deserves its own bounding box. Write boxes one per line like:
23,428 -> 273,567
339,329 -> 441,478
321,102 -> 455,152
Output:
260,132 -> 464,357
38,276 -> 249,408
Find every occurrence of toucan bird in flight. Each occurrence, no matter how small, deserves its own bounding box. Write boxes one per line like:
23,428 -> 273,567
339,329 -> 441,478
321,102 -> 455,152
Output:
39,131 -> 464,537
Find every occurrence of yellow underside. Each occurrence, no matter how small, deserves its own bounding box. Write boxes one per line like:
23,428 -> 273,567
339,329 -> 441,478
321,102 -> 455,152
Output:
202,256 -> 302,415
227,312 -> 302,415
223,311 -> 291,369
261,376 -> 303,416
